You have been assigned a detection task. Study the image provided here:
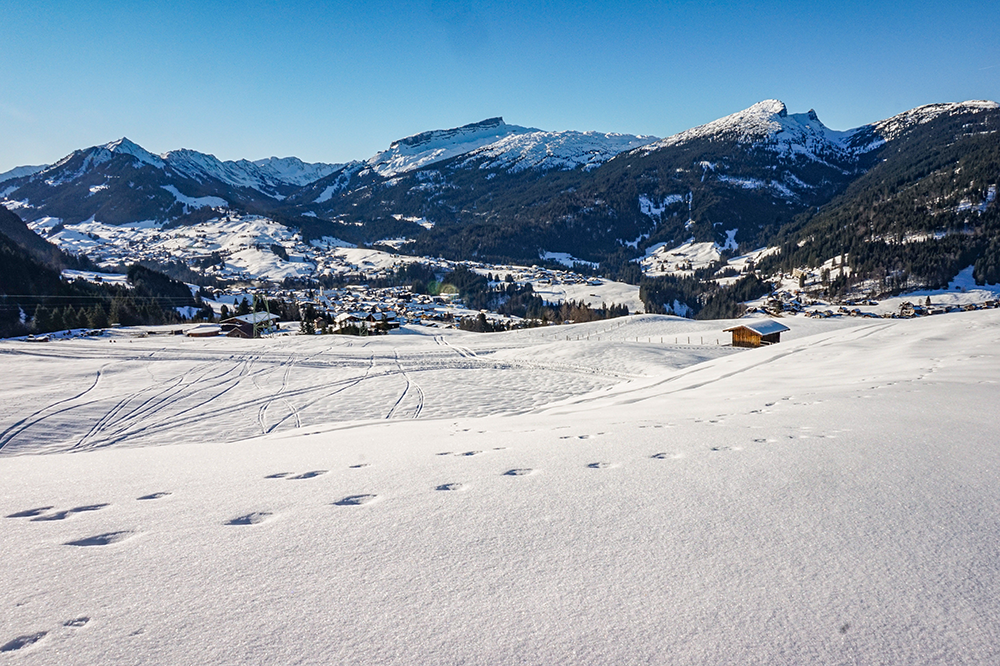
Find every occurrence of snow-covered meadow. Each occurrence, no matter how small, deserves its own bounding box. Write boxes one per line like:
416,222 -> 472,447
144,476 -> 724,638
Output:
2,312 -> 999,664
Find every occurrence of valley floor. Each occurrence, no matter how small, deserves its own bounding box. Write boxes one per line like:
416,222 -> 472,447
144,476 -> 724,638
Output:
1,312 -> 999,664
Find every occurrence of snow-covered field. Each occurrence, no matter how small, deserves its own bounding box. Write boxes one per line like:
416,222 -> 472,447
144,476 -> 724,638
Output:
2,312 -> 999,664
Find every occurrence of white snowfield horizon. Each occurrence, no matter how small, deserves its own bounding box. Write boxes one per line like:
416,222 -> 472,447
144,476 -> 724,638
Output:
2,312 -> 999,664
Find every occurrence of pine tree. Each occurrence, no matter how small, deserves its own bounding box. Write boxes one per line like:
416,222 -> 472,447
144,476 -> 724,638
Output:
49,307 -> 65,332
32,305 -> 52,333
109,297 -> 125,326
88,304 -> 109,329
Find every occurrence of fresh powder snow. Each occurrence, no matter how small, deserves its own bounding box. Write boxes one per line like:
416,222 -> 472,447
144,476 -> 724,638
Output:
1,311 -> 999,663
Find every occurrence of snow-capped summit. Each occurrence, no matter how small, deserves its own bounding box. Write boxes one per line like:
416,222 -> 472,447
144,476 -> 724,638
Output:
637,100 -> 856,166
252,156 -> 343,187
104,137 -> 165,168
366,117 -> 539,177
162,150 -> 342,195
459,129 -> 659,173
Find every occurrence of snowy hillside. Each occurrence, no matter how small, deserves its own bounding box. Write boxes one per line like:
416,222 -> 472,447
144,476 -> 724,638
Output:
0,164 -> 47,185
2,311 -> 999,663
365,117 -> 539,177
459,129 -> 658,172
856,99 -> 1000,148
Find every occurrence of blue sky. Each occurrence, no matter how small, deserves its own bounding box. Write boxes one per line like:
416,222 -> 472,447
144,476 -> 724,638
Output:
1,0 -> 997,172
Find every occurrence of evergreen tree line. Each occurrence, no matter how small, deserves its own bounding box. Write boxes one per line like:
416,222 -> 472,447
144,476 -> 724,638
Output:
440,266 -> 630,326
639,273 -> 771,320
0,231 -> 217,337
757,110 -> 1000,296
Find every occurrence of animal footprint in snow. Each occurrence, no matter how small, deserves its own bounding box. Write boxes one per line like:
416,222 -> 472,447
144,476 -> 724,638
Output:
289,470 -> 327,480
334,494 -> 378,506
651,452 -> 682,460
31,504 -> 110,522
457,450 -> 482,457
349,464 -> 370,469
1,631 -> 47,653
6,506 -> 53,518
435,483 -> 465,491
710,446 -> 743,452
503,468 -> 534,477
63,617 -> 89,628
64,531 -> 137,546
137,492 -> 171,500
225,512 -> 273,526
587,462 -> 615,469
267,470 -> 329,480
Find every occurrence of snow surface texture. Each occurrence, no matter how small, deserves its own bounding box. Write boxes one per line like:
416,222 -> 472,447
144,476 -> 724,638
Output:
2,311 -> 1000,664
0,317 -> 731,454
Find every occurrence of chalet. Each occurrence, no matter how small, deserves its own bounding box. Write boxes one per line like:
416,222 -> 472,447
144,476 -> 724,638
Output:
221,312 -> 280,338
723,320 -> 790,348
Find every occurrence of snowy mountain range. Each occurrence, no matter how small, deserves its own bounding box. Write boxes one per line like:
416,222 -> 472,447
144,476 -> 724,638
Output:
0,117 -> 659,225
2,98 -> 998,287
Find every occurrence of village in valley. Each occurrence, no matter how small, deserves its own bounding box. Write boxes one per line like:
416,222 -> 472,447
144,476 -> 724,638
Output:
31,210 -> 999,345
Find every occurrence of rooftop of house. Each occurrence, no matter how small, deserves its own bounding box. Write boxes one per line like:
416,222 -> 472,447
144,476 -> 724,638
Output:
723,319 -> 791,336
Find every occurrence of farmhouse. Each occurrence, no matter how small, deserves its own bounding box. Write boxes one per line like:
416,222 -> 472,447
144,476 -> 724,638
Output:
723,319 -> 790,348
221,312 -> 280,338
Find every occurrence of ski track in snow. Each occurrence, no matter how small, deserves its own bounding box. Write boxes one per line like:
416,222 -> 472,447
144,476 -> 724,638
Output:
1,323 -> 684,453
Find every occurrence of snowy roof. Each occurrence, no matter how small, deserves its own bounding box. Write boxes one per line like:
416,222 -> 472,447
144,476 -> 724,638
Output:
226,312 -> 280,324
185,324 -> 221,336
723,320 -> 790,336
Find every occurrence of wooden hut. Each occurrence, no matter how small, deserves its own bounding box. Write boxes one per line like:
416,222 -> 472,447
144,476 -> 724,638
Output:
723,320 -> 790,348
185,324 -> 221,338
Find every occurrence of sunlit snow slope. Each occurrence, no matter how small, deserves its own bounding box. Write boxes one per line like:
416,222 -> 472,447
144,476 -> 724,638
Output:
2,312 -> 999,665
